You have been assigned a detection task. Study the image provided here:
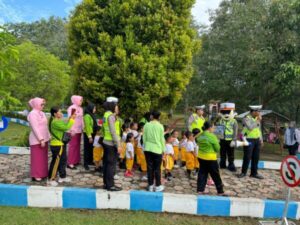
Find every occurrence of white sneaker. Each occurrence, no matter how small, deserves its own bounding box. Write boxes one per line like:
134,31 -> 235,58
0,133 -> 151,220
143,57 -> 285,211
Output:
114,175 -> 120,180
155,185 -> 165,192
148,185 -> 154,192
47,180 -> 58,187
58,177 -> 72,183
141,176 -> 148,181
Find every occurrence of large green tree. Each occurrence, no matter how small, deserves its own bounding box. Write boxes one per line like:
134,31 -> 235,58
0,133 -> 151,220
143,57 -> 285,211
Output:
6,17 -> 69,61
68,0 -> 199,117
0,28 -> 20,110
186,0 -> 300,120
1,41 -> 71,108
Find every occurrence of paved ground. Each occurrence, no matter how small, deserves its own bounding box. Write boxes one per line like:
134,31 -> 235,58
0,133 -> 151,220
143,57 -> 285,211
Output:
0,153 -> 299,201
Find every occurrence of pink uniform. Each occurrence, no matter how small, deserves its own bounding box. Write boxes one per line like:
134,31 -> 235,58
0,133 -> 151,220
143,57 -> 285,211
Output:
67,95 -> 83,165
27,97 -> 50,179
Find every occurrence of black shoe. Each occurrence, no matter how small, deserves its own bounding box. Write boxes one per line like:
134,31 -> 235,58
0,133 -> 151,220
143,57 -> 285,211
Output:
228,164 -> 237,172
67,165 -> 77,170
219,162 -> 227,169
250,174 -> 264,179
107,186 -> 122,191
84,165 -> 90,171
237,173 -> 246,178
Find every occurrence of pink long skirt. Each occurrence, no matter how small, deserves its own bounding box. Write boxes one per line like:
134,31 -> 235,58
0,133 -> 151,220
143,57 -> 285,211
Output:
67,133 -> 81,165
30,143 -> 48,178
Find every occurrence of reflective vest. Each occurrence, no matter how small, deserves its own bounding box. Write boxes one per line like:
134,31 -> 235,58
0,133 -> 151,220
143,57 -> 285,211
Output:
103,111 -> 121,141
219,118 -> 236,141
190,113 -> 205,133
242,115 -> 261,139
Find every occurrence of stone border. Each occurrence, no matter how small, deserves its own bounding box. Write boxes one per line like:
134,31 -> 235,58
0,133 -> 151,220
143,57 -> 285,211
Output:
0,183 -> 299,219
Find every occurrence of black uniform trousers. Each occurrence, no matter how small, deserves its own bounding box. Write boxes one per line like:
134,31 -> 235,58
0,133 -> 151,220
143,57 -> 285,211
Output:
144,151 -> 163,187
48,145 -> 67,179
102,143 -> 118,189
83,132 -> 95,166
220,139 -> 235,168
241,138 -> 261,176
197,158 -> 224,193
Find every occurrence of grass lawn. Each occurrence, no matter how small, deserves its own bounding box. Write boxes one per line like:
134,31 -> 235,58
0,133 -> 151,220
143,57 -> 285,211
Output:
0,206 -> 272,225
0,122 -> 29,146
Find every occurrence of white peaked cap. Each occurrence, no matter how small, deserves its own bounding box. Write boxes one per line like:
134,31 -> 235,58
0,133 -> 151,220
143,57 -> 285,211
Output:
220,102 -> 235,110
249,105 -> 262,110
106,97 -> 118,103
195,105 -> 205,110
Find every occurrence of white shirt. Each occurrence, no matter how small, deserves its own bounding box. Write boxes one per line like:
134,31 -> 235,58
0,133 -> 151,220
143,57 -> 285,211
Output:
165,143 -> 174,155
186,141 -> 195,152
93,135 -> 102,148
193,141 -> 199,155
137,132 -> 143,148
172,138 -> 179,147
180,138 -> 187,148
130,130 -> 139,138
122,132 -> 128,142
126,142 -> 134,159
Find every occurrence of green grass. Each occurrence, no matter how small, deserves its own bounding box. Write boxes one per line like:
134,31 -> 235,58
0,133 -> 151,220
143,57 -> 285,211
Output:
0,122 -> 29,146
0,206 -> 267,225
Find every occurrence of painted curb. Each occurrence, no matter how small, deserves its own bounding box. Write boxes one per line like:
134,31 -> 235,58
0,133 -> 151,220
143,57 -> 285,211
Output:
0,146 -> 30,155
0,183 -> 299,219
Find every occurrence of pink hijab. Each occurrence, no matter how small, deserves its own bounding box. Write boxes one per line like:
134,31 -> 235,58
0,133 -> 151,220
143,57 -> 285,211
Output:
28,97 -> 45,111
68,95 -> 84,133
71,95 -> 83,106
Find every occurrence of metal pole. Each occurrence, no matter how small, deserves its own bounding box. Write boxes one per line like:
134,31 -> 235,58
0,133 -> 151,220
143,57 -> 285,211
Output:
282,187 -> 291,225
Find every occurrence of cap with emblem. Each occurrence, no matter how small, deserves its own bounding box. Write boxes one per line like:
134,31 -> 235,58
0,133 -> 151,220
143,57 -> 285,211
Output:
195,105 -> 205,110
220,102 -> 235,111
249,105 -> 262,111
106,97 -> 118,103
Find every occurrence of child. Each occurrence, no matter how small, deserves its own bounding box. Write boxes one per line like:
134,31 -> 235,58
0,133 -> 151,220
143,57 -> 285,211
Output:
180,131 -> 187,167
137,123 -> 147,181
48,106 -> 75,186
185,131 -> 195,179
93,127 -> 104,173
130,122 -> 139,167
120,123 -> 130,169
125,133 -> 135,177
192,129 -> 201,175
171,130 -> 180,168
164,133 -> 175,181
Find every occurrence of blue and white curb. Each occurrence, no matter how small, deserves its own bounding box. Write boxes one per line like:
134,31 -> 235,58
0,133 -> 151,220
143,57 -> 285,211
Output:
0,146 -> 30,155
7,118 -> 29,127
0,184 -> 299,219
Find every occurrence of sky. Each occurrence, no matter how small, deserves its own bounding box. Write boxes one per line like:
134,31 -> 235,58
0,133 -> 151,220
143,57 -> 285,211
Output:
0,0 -> 222,25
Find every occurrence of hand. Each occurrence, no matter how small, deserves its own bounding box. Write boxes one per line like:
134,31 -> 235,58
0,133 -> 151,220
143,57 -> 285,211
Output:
40,140 -> 45,148
260,140 -> 264,148
117,146 -> 122,154
89,137 -> 93,143
256,114 -> 262,121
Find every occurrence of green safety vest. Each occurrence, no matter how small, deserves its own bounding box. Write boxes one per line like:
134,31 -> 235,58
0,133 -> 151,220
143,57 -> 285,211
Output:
103,111 -> 121,141
190,113 -> 205,133
242,115 -> 261,139
219,118 -> 236,141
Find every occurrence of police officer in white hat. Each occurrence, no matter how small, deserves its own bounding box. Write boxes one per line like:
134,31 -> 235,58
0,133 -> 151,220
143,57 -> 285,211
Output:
238,105 -> 264,179
188,105 -> 206,132
217,103 -> 238,172
102,96 -> 123,191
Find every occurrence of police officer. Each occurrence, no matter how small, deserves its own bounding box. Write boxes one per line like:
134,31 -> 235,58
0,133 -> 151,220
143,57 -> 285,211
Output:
102,97 -> 122,191
188,105 -> 206,132
217,103 -> 238,172
238,105 -> 264,179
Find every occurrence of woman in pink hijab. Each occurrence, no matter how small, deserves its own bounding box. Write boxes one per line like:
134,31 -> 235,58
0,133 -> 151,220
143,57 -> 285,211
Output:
27,97 -> 50,181
67,95 -> 84,169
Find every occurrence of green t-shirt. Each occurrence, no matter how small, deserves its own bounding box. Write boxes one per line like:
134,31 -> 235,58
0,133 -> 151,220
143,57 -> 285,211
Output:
143,120 -> 165,154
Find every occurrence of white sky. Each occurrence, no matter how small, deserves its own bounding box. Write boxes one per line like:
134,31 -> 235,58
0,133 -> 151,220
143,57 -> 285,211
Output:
192,0 -> 222,25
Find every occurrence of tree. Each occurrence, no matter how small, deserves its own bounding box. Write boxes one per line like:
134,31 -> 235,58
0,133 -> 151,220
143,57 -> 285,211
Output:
0,27 -> 20,110
1,41 -> 71,109
6,17 -> 69,61
188,0 -> 300,118
68,0 -> 199,117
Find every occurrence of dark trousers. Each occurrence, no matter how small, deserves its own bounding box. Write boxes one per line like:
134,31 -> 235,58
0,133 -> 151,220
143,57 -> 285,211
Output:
220,140 -> 235,168
241,138 -> 260,175
102,143 -> 118,189
197,159 -> 224,193
83,133 -> 95,166
145,151 -> 162,186
48,145 -> 67,179
287,143 -> 299,155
